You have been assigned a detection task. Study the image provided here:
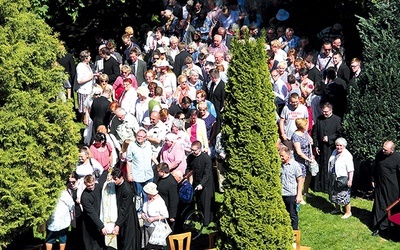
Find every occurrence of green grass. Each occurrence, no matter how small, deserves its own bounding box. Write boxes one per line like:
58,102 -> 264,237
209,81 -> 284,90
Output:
299,191 -> 400,250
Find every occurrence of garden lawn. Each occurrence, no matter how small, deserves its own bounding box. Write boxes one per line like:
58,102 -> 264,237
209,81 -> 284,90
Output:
299,191 -> 400,250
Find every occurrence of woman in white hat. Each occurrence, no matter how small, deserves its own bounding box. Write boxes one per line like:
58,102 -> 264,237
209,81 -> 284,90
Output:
141,182 -> 169,248
156,59 -> 177,103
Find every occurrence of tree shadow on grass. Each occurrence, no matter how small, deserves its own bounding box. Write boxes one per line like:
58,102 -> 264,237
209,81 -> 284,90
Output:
351,206 -> 373,229
307,192 -> 374,229
306,193 -> 335,214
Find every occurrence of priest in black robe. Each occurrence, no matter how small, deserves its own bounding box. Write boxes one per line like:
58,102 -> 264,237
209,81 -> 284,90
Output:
156,163 -> 179,231
312,102 -> 342,193
111,168 -> 141,250
371,141 -> 400,235
186,140 -> 215,226
81,175 -> 107,250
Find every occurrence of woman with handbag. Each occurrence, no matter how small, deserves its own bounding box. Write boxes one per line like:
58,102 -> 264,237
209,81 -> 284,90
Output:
141,182 -> 171,249
292,118 -> 314,203
328,137 -> 354,219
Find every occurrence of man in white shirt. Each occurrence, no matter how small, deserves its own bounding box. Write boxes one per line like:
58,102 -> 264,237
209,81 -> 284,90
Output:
279,93 -> 308,149
317,42 -> 334,74
271,69 -> 288,115
147,111 -> 168,164
115,108 -> 140,144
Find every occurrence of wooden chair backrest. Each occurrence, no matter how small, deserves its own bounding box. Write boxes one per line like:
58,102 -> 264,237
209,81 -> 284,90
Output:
168,232 -> 192,250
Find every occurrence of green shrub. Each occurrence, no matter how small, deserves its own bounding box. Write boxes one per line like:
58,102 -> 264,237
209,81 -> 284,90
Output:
218,35 -> 292,249
0,0 -> 80,246
344,1 -> 400,174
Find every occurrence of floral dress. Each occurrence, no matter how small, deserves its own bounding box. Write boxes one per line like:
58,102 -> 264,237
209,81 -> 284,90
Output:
291,131 -> 311,176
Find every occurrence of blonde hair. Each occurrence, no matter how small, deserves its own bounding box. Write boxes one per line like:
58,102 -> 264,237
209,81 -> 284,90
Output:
98,74 -> 109,82
295,118 -> 308,131
197,101 -> 207,110
178,74 -> 188,83
270,40 -> 281,48
97,125 -> 107,134
121,65 -> 131,73
125,26 -> 134,36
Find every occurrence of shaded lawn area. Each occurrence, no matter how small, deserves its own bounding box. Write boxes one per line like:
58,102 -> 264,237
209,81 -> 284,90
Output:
299,191 -> 400,250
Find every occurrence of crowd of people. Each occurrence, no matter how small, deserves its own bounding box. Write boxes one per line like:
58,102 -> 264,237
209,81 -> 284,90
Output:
47,0 -> 400,248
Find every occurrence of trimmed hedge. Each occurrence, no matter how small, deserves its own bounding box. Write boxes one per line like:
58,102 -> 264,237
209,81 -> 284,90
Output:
218,35 -> 292,249
0,0 -> 80,246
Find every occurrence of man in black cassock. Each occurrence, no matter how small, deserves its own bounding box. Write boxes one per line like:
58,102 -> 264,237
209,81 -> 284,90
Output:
371,141 -> 400,236
90,88 -> 111,143
312,102 -> 342,193
81,175 -> 107,250
156,163 -> 179,231
186,140 -> 215,226
111,168 -> 141,249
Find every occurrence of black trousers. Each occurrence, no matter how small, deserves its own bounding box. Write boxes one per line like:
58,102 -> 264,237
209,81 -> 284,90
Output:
282,195 -> 298,230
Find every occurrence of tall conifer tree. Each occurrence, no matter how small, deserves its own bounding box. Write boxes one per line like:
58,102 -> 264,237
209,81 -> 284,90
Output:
344,1 -> 400,189
0,0 -> 80,245
218,35 -> 292,249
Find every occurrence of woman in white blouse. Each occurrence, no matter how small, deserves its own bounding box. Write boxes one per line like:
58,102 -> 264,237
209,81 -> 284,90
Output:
76,50 -> 98,117
141,182 -> 169,248
328,137 -> 354,219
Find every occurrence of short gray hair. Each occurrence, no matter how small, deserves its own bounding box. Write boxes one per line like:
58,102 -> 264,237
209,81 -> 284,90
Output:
335,137 -> 347,147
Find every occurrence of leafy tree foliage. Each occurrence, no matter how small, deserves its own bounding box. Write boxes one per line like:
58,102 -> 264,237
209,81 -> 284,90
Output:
218,36 -> 292,249
0,0 -> 80,246
344,1 -> 400,164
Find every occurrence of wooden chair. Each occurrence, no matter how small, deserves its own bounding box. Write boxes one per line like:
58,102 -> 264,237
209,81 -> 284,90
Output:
386,198 -> 400,240
293,230 -> 311,250
168,232 -> 192,250
207,232 -> 217,249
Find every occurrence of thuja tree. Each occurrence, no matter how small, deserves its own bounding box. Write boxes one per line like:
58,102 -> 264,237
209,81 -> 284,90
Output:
343,0 -> 400,190
0,0 -> 80,246
218,36 -> 292,249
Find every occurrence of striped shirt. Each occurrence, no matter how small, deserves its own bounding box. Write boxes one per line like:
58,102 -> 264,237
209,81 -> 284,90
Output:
280,159 -> 302,196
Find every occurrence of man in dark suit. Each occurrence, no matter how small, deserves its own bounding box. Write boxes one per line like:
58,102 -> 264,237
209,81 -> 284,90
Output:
333,51 -> 350,85
304,54 -> 322,86
57,52 -> 75,99
206,68 -> 225,136
178,19 -> 196,45
100,47 -> 120,85
187,140 -> 215,226
321,67 -> 347,119
217,27 -> 234,50
163,0 -> 183,20
90,88 -> 111,143
128,47 -> 147,85
349,57 -> 362,88
156,163 -> 179,230
173,42 -> 191,77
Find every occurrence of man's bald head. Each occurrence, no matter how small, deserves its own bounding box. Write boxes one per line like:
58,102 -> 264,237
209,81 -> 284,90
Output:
383,140 -> 395,155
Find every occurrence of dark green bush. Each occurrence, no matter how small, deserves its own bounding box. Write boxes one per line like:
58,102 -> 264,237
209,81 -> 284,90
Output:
0,0 -> 80,246
344,1 -> 400,166
218,35 -> 292,249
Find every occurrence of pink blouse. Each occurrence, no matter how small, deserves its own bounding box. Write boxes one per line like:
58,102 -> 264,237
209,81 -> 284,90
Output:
161,142 -> 187,173
90,142 -> 113,170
